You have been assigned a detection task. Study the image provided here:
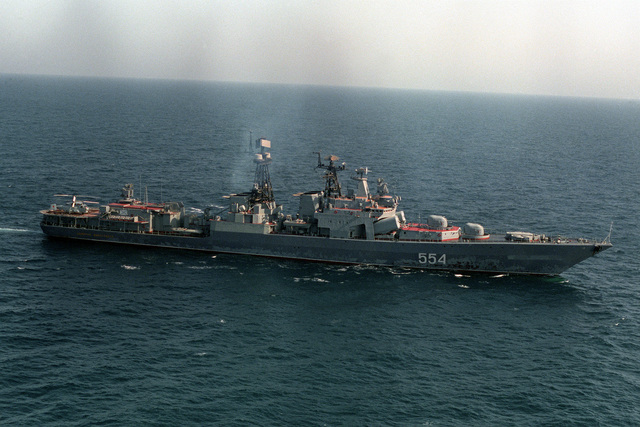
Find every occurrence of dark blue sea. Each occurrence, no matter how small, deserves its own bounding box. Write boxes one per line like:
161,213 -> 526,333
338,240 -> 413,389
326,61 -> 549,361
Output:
1,75 -> 639,426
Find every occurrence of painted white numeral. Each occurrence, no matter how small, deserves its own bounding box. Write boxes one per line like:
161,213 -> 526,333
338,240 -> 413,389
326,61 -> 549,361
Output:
418,253 -> 446,265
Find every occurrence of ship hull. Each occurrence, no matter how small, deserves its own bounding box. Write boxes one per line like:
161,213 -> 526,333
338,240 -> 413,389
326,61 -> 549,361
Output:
41,224 -> 610,275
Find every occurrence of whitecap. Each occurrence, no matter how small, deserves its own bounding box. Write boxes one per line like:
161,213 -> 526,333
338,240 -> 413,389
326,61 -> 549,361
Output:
121,265 -> 139,270
293,277 -> 329,283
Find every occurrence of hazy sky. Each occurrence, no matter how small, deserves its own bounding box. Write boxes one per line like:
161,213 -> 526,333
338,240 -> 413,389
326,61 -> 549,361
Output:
2,0 -> 639,98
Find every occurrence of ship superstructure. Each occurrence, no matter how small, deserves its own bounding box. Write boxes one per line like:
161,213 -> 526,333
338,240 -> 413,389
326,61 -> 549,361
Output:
41,139 -> 611,275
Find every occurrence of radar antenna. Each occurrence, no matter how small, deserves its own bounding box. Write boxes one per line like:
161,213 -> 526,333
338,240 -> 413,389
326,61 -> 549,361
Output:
314,151 -> 346,197
119,183 -> 138,204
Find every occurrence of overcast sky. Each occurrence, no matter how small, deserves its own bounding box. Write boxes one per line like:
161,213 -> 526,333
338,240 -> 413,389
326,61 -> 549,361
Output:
2,0 -> 639,99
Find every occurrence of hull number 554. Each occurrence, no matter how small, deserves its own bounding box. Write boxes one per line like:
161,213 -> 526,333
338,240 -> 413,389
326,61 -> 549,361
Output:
418,253 -> 446,265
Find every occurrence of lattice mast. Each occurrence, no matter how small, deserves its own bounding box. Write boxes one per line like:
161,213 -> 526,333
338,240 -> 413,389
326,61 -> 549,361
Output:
252,138 -> 274,203
314,152 -> 346,197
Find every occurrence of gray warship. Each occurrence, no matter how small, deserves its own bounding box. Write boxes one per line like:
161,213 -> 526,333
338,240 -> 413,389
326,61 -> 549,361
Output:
41,138 -> 611,275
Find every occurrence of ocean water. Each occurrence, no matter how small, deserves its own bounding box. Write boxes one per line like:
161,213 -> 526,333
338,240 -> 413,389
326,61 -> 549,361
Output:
1,75 -> 639,425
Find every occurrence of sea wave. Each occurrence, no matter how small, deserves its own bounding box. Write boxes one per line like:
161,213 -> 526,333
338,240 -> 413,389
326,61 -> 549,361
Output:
0,227 -> 36,233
